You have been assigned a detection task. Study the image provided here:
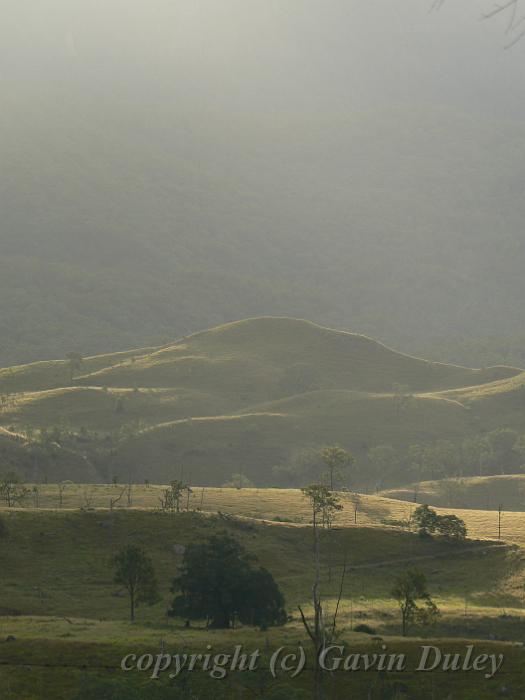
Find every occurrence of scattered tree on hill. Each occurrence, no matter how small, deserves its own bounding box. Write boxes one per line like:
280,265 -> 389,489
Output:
65,352 -> 83,383
302,484 -> 343,529
0,472 -> 30,507
411,504 -> 440,537
159,480 -> 189,513
320,446 -> 354,490
169,533 -> 286,629
411,504 -> 467,541
434,514 -> 467,541
391,568 -> 439,637
112,545 -> 160,622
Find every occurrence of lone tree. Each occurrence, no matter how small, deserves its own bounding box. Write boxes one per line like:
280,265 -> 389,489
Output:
391,568 -> 439,637
302,484 -> 343,529
169,533 -> 286,629
320,446 -> 354,490
112,545 -> 160,622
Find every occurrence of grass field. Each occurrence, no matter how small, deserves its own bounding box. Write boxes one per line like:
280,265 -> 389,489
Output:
382,475 -> 525,511
3,487 -> 525,698
7,483 -> 525,546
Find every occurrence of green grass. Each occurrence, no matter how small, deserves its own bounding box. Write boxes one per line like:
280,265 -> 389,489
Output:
2,500 -> 525,698
2,635 -> 524,700
0,505 -> 523,623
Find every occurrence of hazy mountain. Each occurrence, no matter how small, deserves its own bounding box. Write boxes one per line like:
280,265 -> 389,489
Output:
2,317 -> 524,486
1,1 -> 525,367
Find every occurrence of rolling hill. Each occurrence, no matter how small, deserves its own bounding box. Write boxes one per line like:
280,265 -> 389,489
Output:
382,475 -> 525,512
0,316 -> 524,486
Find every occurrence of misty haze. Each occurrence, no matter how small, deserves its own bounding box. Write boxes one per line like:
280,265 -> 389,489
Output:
1,1 -> 525,367
3,4 -> 525,700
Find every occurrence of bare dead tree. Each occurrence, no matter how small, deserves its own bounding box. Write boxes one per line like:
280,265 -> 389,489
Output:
109,485 -> 127,512
484,0 -> 525,46
57,481 -> 71,509
82,486 -> 96,509
298,522 -> 347,700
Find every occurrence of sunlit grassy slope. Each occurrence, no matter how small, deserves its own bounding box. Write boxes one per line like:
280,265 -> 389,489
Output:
3,493 -> 525,699
382,475 -> 525,512
0,316 -> 523,483
0,503 -> 523,630
6,484 -> 525,547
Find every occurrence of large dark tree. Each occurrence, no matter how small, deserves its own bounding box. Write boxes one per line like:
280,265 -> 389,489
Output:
169,533 -> 286,629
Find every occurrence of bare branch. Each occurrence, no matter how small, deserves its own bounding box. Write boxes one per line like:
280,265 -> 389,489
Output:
329,556 -> 347,640
433,0 -> 525,46
297,605 -> 316,644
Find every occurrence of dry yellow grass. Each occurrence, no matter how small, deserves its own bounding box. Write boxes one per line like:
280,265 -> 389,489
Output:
6,484 -> 525,546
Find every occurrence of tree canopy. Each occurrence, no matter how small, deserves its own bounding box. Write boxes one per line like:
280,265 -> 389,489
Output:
169,533 -> 286,629
411,504 -> 467,541
391,568 -> 439,636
